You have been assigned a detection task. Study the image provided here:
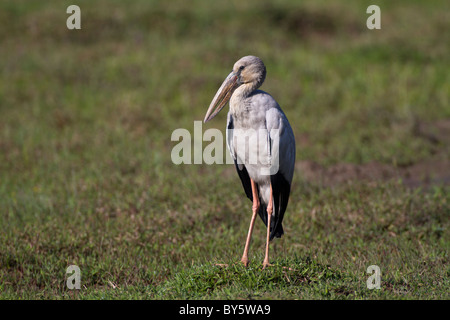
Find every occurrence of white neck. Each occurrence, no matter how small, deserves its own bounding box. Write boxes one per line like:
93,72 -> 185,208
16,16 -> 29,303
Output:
230,82 -> 258,113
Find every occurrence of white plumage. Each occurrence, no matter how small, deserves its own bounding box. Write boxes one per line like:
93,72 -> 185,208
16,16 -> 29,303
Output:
204,56 -> 296,268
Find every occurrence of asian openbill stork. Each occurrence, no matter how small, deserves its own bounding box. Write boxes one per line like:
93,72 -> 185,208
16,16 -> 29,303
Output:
203,56 -> 296,269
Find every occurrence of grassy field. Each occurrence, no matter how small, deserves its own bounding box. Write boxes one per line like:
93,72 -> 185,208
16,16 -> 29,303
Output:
0,0 -> 448,299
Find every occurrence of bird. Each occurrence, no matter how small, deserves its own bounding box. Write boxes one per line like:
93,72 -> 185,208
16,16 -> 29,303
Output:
203,55 -> 296,269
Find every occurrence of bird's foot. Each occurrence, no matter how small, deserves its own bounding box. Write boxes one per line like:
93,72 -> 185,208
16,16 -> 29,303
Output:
241,257 -> 250,267
262,261 -> 273,270
282,266 -> 295,271
214,263 -> 229,267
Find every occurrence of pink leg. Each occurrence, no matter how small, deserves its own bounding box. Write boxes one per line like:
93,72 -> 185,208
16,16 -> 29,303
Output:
262,184 -> 273,270
241,179 -> 259,267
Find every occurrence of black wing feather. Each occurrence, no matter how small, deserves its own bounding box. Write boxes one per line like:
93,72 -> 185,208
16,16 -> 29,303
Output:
234,162 -> 253,202
268,172 -> 291,240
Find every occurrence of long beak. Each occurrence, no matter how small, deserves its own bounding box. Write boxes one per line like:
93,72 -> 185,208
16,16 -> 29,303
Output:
204,71 -> 238,123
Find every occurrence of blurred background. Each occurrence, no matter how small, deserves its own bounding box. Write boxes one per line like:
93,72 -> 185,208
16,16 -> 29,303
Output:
0,0 -> 448,299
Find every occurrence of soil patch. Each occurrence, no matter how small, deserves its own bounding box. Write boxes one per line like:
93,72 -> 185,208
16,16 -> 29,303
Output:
297,157 -> 450,188
298,119 -> 450,188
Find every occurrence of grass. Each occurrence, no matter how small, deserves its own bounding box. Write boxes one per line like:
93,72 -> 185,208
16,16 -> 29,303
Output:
0,0 -> 449,299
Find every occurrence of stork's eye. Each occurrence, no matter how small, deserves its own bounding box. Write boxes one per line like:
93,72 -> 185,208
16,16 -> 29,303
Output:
239,65 -> 245,71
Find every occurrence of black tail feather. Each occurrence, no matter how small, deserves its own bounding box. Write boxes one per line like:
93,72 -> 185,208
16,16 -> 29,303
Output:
257,172 -> 291,241
258,203 -> 285,240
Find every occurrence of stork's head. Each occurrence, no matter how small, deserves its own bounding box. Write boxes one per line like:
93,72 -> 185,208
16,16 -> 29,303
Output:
204,55 -> 266,123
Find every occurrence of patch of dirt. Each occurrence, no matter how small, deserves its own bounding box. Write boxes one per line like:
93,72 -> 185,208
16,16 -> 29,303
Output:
297,119 -> 450,189
262,4 -> 362,39
297,157 -> 450,188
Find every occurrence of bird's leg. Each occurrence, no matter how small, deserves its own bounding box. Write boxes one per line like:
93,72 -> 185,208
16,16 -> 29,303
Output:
262,183 -> 274,270
241,179 -> 259,267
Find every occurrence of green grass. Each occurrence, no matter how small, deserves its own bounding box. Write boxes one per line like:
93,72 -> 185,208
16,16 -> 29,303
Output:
0,0 -> 449,299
